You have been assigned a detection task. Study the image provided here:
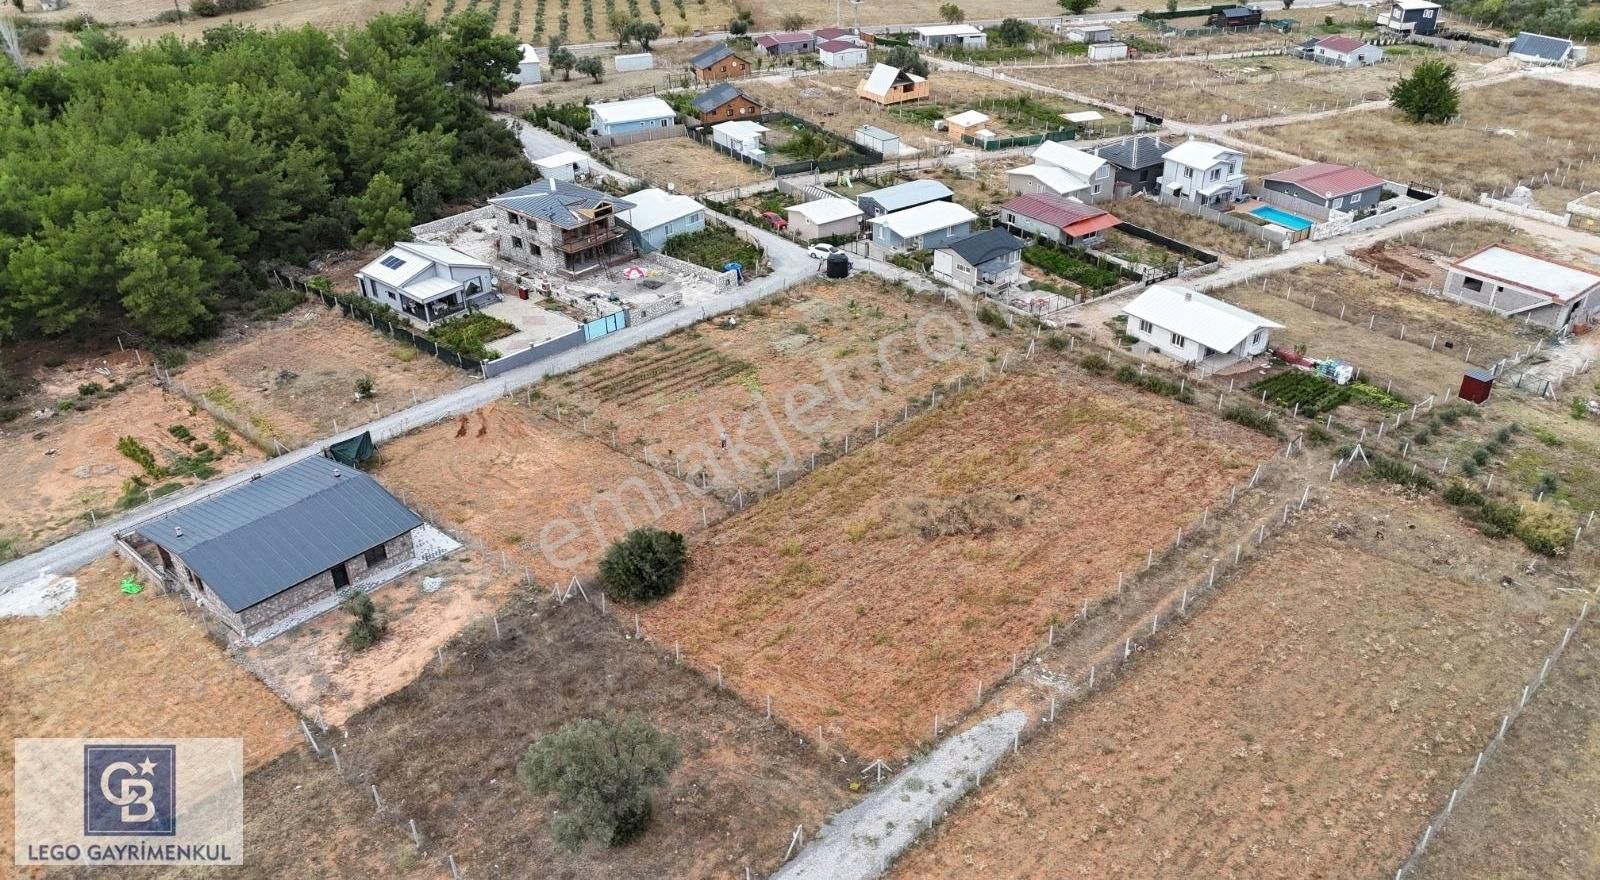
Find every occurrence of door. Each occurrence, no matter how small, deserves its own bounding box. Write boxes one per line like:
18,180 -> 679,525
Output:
331,562 -> 350,589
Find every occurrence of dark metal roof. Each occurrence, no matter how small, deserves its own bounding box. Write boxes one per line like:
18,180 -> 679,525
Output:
1509,31 -> 1571,60
1218,6 -> 1259,17
941,228 -> 1023,265
1093,135 -> 1171,171
689,43 -> 738,68
132,458 -> 422,612
490,180 -> 635,230
692,82 -> 749,112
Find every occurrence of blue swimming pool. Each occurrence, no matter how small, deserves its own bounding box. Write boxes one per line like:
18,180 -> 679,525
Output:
1250,205 -> 1314,232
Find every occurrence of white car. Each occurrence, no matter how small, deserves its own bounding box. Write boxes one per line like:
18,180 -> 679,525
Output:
807,243 -> 839,260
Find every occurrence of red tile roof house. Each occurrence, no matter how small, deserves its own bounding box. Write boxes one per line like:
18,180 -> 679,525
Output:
753,32 -> 817,56
1262,163 -> 1386,213
998,193 -> 1121,247
1303,35 -> 1385,67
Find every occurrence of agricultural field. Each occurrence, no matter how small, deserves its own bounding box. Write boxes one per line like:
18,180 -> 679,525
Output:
540,276 -> 1013,497
1015,52 -> 1497,125
1242,78 -> 1600,198
605,136 -> 768,194
741,71 -> 1121,151
1,558 -> 298,865
890,481 -> 1582,879
195,598 -> 858,879
1104,196 -> 1271,259
1210,266 -> 1510,398
1412,622 -> 1600,880
641,368 -> 1276,758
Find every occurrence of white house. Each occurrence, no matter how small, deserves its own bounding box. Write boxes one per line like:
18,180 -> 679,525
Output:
787,198 -> 865,240
618,188 -> 706,252
818,39 -> 869,68
932,228 -> 1024,292
1030,141 -> 1114,202
1304,35 -> 1384,67
712,119 -> 769,160
868,201 -> 977,251
532,150 -> 594,182
1007,164 -> 1092,201
589,96 -> 678,136
1158,140 -> 1246,208
1122,284 -> 1283,369
913,23 -> 988,49
356,242 -> 497,326
510,44 -> 543,85
1444,244 -> 1600,331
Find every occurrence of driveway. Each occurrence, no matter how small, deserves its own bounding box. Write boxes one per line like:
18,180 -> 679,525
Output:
495,114 -> 639,187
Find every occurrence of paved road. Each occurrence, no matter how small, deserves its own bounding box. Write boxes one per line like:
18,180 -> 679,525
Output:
496,113 -> 641,186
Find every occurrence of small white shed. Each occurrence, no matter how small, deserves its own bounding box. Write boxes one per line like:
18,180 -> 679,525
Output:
1087,42 -> 1129,61
854,125 -> 902,157
614,52 -> 655,72
712,120 -> 769,159
511,44 -> 543,85
533,150 -> 594,182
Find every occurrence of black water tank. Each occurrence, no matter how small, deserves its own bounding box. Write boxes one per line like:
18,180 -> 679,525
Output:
825,251 -> 851,279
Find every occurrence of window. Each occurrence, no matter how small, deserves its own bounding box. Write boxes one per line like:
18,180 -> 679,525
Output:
1462,277 -> 1484,292
331,562 -> 350,589
505,212 -> 520,226
511,236 -> 524,249
379,255 -> 406,270
1253,330 -> 1263,344
364,545 -> 389,567
1333,196 -> 1344,208
1138,319 -> 1153,334
1170,331 -> 1187,347
387,291 -> 396,300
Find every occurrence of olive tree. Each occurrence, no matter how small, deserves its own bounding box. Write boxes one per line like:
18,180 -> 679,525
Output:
518,716 -> 681,851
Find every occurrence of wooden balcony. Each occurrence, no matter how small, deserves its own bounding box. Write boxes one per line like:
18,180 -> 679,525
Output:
557,225 -> 626,253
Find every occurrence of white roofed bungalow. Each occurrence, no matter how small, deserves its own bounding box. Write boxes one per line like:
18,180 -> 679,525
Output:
1122,284 -> 1283,370
356,242 -> 498,326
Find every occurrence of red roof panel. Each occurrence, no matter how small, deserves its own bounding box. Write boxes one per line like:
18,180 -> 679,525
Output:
1264,162 -> 1384,199
1002,193 -> 1110,229
1315,35 -> 1367,53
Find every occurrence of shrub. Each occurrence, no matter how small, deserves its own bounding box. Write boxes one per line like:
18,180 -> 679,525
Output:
355,375 -> 375,399
1533,473 -> 1558,498
1222,405 -> 1283,439
1531,425 -> 1563,446
117,436 -> 166,479
1368,453 -> 1433,491
1571,398 -> 1588,420
18,27 -> 50,54
1460,458 -> 1479,477
1250,372 -> 1349,417
1514,505 -> 1572,556
1043,333 -> 1070,352
248,288 -> 304,321
1022,245 -> 1122,292
598,527 -> 687,602
975,303 -> 1007,329
1079,353 -> 1110,375
168,424 -> 195,443
426,313 -> 515,362
1442,482 -> 1483,507
191,0 -> 220,15
342,592 -> 387,650
78,382 -> 103,397
518,715 -> 681,851
1347,381 -> 1408,410
1303,424 -> 1334,447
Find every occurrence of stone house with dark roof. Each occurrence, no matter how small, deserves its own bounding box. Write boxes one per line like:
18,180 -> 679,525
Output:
689,43 -> 751,82
123,458 -> 425,638
491,179 -> 636,278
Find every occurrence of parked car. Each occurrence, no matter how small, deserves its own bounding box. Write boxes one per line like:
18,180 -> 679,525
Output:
807,243 -> 839,260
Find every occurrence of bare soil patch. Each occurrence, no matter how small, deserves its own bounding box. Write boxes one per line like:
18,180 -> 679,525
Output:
541,276 -> 1011,498
176,303 -> 468,447
642,370 -> 1274,758
1,557 -> 298,865
1242,78 -> 1600,197
604,136 -> 768,193
1413,620 -> 1600,880
890,482 -> 1579,879
373,403 -> 705,585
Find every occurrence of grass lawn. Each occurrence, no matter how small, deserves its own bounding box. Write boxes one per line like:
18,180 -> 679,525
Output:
425,313 -> 515,360
663,226 -> 766,276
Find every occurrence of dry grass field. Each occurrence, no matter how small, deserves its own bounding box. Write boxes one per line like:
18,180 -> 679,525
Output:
541,277 -> 1012,497
890,482 -> 1580,879
605,136 -> 768,193
1105,197 -> 1270,259
641,369 -> 1274,758
1412,621 -> 1600,880
1015,52 -> 1496,124
1210,267 -> 1503,399
1,558 -> 298,866
741,71 -> 1115,150
1243,79 -> 1600,197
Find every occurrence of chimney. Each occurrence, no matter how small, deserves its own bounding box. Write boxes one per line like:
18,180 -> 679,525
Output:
1184,290 -> 1193,301
174,526 -> 184,538
548,177 -> 558,192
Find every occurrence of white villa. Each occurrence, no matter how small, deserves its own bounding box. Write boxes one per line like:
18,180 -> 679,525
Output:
356,242 -> 498,326
1157,140 -> 1247,208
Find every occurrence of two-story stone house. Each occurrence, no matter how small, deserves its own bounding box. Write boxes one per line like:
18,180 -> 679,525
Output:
490,180 -> 637,278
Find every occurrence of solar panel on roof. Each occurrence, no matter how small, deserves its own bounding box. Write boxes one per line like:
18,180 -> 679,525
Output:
380,255 -> 406,269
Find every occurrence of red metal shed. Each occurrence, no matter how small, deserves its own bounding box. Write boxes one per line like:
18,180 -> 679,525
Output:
1459,366 -> 1494,404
